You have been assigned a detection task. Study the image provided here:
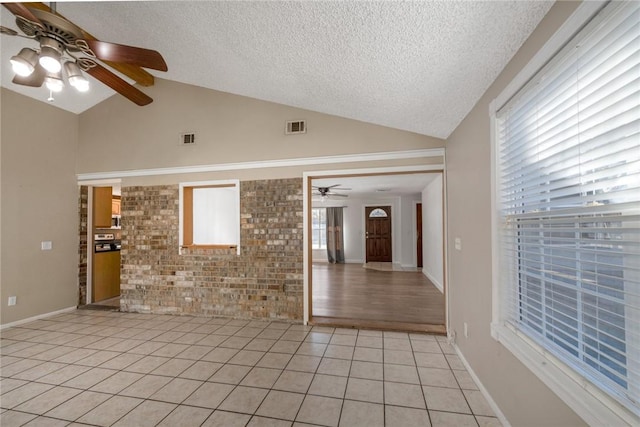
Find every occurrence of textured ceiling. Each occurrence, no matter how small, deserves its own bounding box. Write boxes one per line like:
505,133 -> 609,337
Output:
0,1 -> 553,138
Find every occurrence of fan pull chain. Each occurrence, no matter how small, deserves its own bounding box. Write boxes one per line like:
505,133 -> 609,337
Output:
47,90 -> 55,102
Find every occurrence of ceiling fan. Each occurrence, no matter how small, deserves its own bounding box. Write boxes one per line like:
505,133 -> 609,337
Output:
313,184 -> 351,199
1,2 -> 167,106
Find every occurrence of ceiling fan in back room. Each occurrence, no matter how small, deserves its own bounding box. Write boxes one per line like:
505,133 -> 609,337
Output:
313,184 -> 351,201
1,2 -> 167,105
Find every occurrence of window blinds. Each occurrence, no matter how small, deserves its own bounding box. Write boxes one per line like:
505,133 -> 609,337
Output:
496,1 -> 640,412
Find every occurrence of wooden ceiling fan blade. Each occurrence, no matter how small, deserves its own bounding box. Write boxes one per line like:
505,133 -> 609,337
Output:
12,63 -> 46,87
85,63 -> 153,106
3,3 -> 45,30
84,40 -> 168,71
26,2 -> 156,86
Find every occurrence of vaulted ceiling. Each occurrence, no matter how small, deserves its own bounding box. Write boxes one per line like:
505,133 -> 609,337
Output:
1,1 -> 553,138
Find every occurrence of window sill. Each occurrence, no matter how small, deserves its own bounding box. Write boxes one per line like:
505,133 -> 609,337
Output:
179,245 -> 240,255
491,322 -> 639,426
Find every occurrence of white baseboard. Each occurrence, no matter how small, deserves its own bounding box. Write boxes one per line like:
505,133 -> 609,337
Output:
451,341 -> 511,427
423,269 -> 444,293
0,306 -> 77,330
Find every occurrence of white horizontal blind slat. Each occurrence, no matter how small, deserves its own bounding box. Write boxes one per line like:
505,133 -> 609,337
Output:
496,1 -> 640,415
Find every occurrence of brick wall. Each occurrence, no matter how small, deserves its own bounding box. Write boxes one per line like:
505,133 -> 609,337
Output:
78,185 -> 88,306
120,178 -> 304,320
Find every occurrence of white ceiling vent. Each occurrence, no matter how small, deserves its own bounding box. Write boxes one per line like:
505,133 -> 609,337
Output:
180,132 -> 196,145
285,120 -> 306,135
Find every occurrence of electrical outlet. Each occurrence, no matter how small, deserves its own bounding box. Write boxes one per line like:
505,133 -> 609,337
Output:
8,296 -> 17,306
41,241 -> 52,250
464,322 -> 469,338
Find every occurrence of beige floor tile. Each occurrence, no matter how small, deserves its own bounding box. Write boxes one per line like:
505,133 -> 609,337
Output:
12,361 -> 68,381
476,415 -> 503,426
202,347 -> 239,363
124,355 -> 171,373
0,409 -> 38,426
196,335 -> 228,347
221,336 -> 252,349
414,352 -> 449,369
271,340 -> 303,354
98,352 -> 144,370
183,382 -> 235,409
257,352 -> 293,369
295,342 -> 327,357
384,338 -> 412,351
150,378 -> 203,403
31,364 -> 91,385
353,347 -> 383,363
383,350 -> 415,366
156,405 -> 213,427
429,410 -> 477,427
246,339 -> 277,352
273,370 -> 314,393
0,359 -> 44,377
423,386 -> 471,413
14,386 -> 81,415
304,332 -> 332,344
0,378 -> 29,394
77,395 -> 142,427
384,364 -> 420,384
257,329 -> 287,340
350,361 -> 383,380
418,367 -> 459,388
286,355 -> 321,372
384,405 -> 431,427
172,344 -> 212,360
209,364 -> 251,384
308,374 -> 347,398
345,378 -> 383,404
247,416 -> 293,427
218,386 -> 269,414
152,331 -> 186,343
229,349 -> 266,366
453,369 -> 479,390
112,400 -> 176,426
241,367 -> 282,389
324,345 -> 354,360
384,382 -> 426,409
152,343 -> 191,358
256,389 -> 305,420
179,360 -> 223,381
0,382 -> 53,409
62,367 -> 117,390
281,330 -> 309,342
150,357 -> 194,377
127,340 -> 167,355
463,389 -> 495,416
90,371 -> 144,394
45,390 -> 111,421
339,400 -> 384,427
119,374 -> 172,399
411,340 -> 443,354
355,336 -> 383,349
22,415 -> 69,426
317,358 -> 351,377
296,395 -> 342,427
201,410 -> 251,427
330,334 -> 357,346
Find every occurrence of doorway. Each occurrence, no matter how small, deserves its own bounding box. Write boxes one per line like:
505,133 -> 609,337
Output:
308,171 -> 446,333
365,206 -> 392,263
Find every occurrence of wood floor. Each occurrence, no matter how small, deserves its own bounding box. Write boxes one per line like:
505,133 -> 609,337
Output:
311,263 -> 446,333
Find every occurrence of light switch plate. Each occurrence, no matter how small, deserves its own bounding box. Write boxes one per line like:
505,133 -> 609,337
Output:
8,296 -> 16,306
41,241 -> 52,250
454,237 -> 462,251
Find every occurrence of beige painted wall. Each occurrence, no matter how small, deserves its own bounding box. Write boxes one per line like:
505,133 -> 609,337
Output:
445,2 -> 588,426
78,78 -> 443,174
1,88 -> 80,325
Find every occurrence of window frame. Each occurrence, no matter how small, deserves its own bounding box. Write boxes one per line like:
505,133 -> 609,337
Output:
489,1 -> 639,425
179,179 -> 241,255
311,207 -> 327,250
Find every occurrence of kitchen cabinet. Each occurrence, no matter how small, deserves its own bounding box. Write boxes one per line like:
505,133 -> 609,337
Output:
112,197 -> 121,216
93,250 -> 120,302
93,187 -> 112,228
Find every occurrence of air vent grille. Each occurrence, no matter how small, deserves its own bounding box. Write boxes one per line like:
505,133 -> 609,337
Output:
180,133 -> 196,145
285,120 -> 306,135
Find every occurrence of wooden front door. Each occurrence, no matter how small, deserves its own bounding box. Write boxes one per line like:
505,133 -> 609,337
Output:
417,203 -> 423,268
365,206 -> 392,262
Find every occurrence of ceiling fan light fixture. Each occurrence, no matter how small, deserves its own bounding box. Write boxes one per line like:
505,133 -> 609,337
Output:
64,61 -> 89,92
38,37 -> 63,73
45,71 -> 63,92
10,47 -> 38,77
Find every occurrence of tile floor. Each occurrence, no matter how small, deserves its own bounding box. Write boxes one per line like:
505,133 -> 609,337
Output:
0,310 -> 501,426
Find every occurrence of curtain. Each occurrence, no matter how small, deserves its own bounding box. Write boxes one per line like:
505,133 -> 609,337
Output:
326,207 -> 345,264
